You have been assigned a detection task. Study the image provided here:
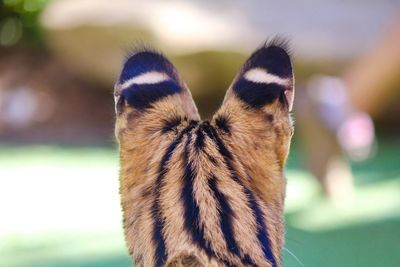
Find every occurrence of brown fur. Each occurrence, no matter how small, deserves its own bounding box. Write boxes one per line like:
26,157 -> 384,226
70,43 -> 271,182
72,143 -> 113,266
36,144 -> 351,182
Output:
115,41 -> 294,267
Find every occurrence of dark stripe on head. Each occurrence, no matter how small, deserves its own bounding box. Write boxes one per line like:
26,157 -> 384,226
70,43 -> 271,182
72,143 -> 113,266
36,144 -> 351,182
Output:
208,175 -> 248,263
162,116 -> 183,133
233,79 -> 286,109
202,124 -> 256,266
121,81 -> 181,110
265,113 -> 274,123
202,122 -> 233,161
203,124 -> 277,267
120,51 -> 178,84
205,152 -> 218,166
181,133 -> 214,257
182,132 -> 236,267
151,121 -> 198,267
215,116 -> 231,134
195,123 -> 219,165
246,184 -> 277,267
194,127 -> 205,150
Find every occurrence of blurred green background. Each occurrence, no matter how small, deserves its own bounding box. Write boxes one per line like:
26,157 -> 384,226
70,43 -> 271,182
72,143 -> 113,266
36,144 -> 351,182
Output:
1,0 -> 399,267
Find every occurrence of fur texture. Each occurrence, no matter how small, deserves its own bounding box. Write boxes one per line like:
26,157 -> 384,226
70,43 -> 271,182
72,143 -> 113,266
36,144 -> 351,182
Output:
114,40 -> 295,267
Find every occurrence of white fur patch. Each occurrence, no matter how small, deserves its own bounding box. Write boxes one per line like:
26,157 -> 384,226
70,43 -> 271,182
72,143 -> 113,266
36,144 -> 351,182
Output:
120,71 -> 170,89
114,94 -> 119,113
243,68 -> 289,86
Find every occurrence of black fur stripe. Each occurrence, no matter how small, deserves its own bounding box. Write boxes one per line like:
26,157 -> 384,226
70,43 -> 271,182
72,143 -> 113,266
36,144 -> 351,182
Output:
202,123 -> 256,266
233,79 -> 286,109
181,133 -> 215,256
246,182 -> 277,267
215,116 -> 231,134
119,51 -> 179,84
182,133 -> 235,267
204,123 -> 277,267
242,41 -> 292,78
161,116 -> 182,133
121,81 -> 181,110
207,175 -> 243,259
194,127 -> 205,150
151,120 -> 198,267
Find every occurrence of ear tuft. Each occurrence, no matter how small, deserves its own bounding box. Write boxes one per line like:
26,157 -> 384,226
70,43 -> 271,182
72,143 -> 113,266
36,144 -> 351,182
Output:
124,42 -> 161,61
115,45 -> 187,111
114,44 -> 199,119
262,37 -> 292,57
243,37 -> 293,78
118,44 -> 179,85
228,37 -> 294,110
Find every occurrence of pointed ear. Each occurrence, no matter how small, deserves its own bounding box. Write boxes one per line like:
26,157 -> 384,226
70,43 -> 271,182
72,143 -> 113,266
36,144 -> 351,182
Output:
210,40 -> 294,206
222,39 -> 294,112
211,39 -> 295,158
114,48 -> 199,139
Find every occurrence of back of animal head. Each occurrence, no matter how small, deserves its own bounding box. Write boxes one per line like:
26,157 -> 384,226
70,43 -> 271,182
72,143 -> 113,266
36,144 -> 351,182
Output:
115,39 -> 294,267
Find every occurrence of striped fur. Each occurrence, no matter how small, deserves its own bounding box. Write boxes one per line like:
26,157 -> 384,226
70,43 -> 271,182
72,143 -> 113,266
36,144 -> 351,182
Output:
115,39 -> 294,267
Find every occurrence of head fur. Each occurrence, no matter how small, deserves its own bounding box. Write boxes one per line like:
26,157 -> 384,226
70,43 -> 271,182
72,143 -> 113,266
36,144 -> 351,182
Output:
115,38 -> 294,267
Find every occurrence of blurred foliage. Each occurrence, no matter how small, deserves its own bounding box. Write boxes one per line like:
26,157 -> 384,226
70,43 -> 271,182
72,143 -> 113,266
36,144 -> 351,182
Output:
0,0 -> 48,47
172,52 -> 349,118
293,58 -> 348,83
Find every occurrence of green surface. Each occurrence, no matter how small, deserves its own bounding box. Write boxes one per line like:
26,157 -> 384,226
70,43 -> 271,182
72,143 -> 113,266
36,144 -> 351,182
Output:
0,141 -> 399,267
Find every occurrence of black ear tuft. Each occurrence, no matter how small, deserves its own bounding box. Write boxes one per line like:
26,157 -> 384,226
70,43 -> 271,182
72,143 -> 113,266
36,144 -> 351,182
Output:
242,37 -> 293,78
123,42 -> 161,61
262,37 -> 292,57
115,44 -> 185,110
230,37 -> 294,110
119,44 -> 179,84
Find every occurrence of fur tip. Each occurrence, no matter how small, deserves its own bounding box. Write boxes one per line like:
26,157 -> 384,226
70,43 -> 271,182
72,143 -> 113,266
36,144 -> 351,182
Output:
261,36 -> 292,58
123,41 -> 164,62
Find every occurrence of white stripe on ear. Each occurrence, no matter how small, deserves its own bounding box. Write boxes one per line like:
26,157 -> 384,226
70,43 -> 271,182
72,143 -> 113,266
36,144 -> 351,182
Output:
120,71 -> 170,89
244,68 -> 290,86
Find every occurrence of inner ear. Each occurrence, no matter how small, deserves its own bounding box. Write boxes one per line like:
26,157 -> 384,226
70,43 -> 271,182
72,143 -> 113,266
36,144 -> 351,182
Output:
115,93 -> 126,115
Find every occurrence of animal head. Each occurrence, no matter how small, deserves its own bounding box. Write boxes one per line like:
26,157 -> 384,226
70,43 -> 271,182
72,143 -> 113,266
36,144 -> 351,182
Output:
115,39 -> 294,267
